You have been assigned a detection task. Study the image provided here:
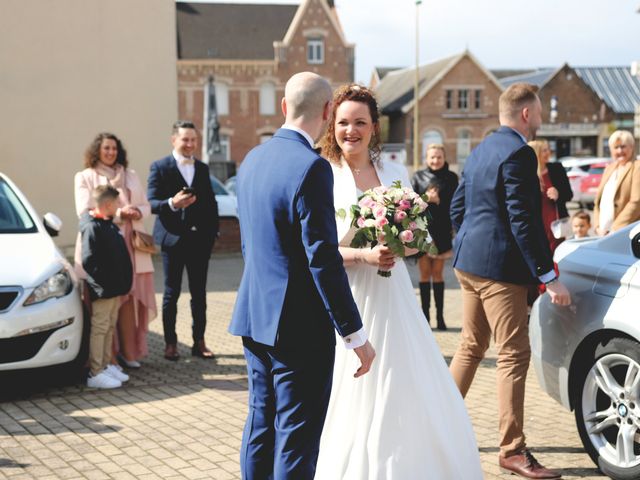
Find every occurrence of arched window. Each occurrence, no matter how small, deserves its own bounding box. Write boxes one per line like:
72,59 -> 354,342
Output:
422,130 -> 444,158
259,82 -> 276,116
456,129 -> 472,166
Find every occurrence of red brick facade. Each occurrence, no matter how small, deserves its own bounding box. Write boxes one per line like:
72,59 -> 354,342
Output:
177,0 -> 354,167
409,54 -> 503,168
379,52 -> 503,170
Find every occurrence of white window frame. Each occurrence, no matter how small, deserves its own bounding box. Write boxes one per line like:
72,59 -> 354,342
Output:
219,134 -> 231,162
456,129 -> 472,165
458,89 -> 469,110
259,82 -> 276,116
307,38 -> 324,64
215,82 -> 229,116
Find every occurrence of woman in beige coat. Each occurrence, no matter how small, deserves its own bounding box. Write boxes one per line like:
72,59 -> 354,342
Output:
594,130 -> 640,236
74,133 -> 157,368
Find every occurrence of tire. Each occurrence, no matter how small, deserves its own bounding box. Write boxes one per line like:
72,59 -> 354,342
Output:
574,337 -> 640,480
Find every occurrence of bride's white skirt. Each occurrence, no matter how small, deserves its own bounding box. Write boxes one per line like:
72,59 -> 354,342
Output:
315,260 -> 483,479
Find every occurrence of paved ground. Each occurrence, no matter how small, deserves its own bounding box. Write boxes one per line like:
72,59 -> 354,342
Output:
0,254 -> 605,479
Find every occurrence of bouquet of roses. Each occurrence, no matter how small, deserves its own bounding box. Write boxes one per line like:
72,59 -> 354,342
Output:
338,180 -> 435,277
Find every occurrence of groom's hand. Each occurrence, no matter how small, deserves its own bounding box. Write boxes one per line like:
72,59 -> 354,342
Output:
353,340 -> 375,378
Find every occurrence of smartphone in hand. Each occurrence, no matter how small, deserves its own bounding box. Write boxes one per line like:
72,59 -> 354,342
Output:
182,187 -> 195,195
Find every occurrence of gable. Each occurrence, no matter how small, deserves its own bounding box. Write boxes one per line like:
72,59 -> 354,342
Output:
281,0 -> 351,47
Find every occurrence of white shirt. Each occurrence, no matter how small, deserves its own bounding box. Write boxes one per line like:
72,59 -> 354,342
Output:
281,124 -> 315,148
168,150 -> 195,211
280,125 -> 367,349
173,149 -> 195,186
598,166 -> 619,234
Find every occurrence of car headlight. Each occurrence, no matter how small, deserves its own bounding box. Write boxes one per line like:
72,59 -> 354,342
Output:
23,269 -> 73,306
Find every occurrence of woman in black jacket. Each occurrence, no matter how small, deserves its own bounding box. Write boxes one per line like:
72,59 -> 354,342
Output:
411,144 -> 458,330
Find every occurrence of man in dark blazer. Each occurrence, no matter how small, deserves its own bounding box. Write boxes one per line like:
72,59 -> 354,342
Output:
229,72 -> 375,479
147,121 -> 219,361
449,83 -> 571,479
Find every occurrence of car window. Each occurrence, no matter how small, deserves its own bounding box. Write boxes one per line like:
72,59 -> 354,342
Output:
210,176 -> 228,196
587,167 -> 605,175
0,179 -> 37,233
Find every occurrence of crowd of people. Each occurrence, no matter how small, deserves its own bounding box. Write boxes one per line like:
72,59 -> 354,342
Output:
71,70 -> 639,479
74,123 -> 219,389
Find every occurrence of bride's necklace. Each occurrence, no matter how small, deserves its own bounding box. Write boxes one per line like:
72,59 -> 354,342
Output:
348,160 -> 372,176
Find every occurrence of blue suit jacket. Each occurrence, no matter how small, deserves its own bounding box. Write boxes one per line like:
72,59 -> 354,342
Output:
229,128 -> 363,348
450,126 -> 554,285
147,155 -> 219,248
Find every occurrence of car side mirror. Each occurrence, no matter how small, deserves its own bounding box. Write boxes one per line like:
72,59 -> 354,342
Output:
43,212 -> 62,237
632,232 -> 640,259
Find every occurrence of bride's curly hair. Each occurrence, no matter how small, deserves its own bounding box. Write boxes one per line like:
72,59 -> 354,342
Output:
320,84 -> 382,165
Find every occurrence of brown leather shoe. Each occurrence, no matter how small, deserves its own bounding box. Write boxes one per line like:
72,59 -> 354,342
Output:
164,344 -> 180,361
191,340 -> 215,359
499,449 -> 561,479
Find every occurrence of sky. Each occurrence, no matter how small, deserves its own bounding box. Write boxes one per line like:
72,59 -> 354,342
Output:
182,0 -> 640,83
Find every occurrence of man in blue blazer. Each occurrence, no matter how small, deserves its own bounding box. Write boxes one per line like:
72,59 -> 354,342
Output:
229,72 -> 375,479
148,121 -> 219,361
449,83 -> 570,479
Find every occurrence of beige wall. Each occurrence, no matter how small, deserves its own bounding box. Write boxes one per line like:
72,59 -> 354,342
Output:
0,0 -> 177,250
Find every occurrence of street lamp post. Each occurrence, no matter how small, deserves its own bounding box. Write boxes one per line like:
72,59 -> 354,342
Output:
413,0 -> 422,172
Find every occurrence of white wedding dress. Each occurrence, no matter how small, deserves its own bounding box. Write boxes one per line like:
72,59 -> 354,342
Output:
314,159 -> 483,480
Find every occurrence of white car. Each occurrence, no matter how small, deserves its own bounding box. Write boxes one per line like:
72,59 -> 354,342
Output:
210,175 -> 238,219
0,172 -> 84,372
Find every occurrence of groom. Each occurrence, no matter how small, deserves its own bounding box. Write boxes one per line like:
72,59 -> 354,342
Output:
229,72 -> 376,479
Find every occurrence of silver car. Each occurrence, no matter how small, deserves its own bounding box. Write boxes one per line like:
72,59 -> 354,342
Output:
530,222 -> 640,480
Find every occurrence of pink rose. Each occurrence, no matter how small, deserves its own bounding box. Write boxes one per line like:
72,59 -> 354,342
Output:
408,221 -> 418,230
357,217 -> 366,228
373,206 -> 387,219
399,230 -> 414,243
397,200 -> 412,211
375,217 -> 389,229
394,210 -> 407,223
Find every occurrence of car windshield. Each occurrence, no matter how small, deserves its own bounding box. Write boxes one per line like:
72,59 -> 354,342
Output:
0,179 -> 37,233
210,176 -> 229,196
588,167 -> 605,175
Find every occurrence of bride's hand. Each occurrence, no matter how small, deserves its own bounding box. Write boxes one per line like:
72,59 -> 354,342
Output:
364,245 -> 395,269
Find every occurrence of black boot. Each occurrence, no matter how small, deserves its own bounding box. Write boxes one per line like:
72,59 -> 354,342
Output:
433,282 -> 447,331
419,282 -> 431,325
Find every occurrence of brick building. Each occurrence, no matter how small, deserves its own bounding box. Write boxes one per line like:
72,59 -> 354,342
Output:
176,0 -> 354,173
375,53 -> 640,168
500,65 -> 640,158
375,51 -> 504,170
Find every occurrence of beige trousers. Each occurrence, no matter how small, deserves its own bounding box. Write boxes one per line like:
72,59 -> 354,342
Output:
89,297 -> 119,376
449,269 -> 530,457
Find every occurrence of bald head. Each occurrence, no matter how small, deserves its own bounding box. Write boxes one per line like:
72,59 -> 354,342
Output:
283,72 -> 333,123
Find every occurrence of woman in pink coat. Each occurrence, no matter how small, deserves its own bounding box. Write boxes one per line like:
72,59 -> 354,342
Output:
74,133 -> 157,368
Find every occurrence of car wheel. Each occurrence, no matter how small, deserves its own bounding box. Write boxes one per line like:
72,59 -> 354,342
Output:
575,337 -> 640,480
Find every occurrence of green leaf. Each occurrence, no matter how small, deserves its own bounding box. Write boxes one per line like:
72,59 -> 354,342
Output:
336,208 -> 347,221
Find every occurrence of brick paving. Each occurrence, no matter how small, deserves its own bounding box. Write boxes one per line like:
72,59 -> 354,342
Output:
0,254 -> 605,479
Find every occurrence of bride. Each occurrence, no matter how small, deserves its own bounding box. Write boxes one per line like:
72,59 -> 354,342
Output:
314,84 -> 483,479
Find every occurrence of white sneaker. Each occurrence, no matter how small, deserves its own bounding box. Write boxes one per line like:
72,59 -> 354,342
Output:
104,364 -> 129,383
87,371 -> 122,389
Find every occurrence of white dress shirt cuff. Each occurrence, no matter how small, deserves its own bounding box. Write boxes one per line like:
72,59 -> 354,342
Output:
538,270 -> 556,284
168,197 -> 179,212
341,327 -> 367,349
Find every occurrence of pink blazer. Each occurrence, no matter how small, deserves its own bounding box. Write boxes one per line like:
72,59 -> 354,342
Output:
74,167 -> 154,276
